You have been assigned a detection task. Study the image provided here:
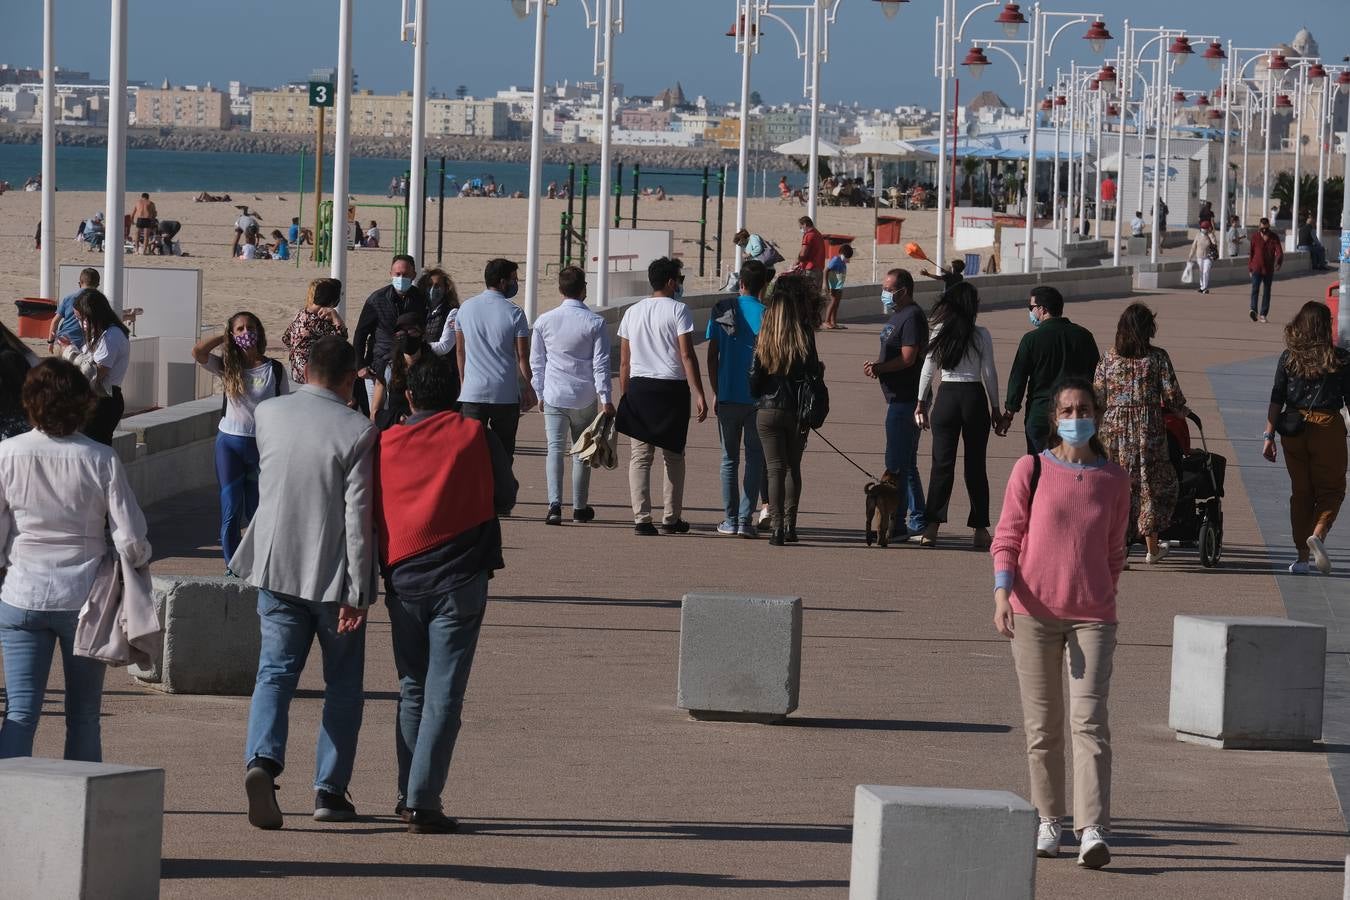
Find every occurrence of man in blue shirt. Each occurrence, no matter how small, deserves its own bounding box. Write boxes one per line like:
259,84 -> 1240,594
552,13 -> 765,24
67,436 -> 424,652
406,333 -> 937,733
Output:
47,267 -> 99,352
455,258 -> 536,465
706,259 -> 768,538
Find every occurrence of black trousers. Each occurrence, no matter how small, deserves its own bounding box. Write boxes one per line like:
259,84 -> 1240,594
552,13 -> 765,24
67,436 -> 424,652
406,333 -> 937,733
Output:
927,382 -> 991,528
756,408 -> 806,530
460,402 -> 520,459
83,387 -> 124,447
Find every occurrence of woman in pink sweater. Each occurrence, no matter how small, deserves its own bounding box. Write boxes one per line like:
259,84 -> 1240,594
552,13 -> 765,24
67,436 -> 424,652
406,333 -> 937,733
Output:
990,376 -> 1130,870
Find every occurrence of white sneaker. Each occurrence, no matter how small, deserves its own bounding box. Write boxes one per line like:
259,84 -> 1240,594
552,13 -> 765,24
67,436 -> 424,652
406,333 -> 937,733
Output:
757,505 -> 771,527
1036,818 -> 1062,858
1307,535 -> 1332,575
1077,826 -> 1110,869
1289,560 -> 1312,575
1144,543 -> 1170,565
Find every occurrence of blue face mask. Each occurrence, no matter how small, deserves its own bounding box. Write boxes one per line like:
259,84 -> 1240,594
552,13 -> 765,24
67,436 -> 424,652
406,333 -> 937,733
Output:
881,290 -> 895,310
502,280 -> 519,300
1029,309 -> 1041,328
1056,417 -> 1097,448
391,275 -> 413,293
674,284 -> 685,301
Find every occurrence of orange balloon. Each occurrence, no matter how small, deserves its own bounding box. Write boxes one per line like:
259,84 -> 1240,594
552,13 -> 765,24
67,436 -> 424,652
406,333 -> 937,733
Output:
905,242 -> 930,261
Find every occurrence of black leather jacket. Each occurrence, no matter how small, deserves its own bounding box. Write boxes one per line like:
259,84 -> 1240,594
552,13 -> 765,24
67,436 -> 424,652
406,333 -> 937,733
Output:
1271,348 -> 1350,412
750,331 -> 820,412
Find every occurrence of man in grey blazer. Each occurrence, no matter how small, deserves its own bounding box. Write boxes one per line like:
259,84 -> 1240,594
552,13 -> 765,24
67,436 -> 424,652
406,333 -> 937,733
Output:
230,336 -> 378,829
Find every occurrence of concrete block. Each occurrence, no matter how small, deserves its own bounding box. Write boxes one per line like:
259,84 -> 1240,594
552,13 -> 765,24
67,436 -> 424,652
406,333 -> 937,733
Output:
0,757 -> 164,899
1169,615 -> 1325,749
849,785 -> 1036,900
676,592 -> 801,722
130,576 -> 260,695
122,397 -> 221,454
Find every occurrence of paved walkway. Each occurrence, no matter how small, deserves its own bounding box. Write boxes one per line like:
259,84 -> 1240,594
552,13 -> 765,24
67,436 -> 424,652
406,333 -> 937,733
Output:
7,270 -> 1350,898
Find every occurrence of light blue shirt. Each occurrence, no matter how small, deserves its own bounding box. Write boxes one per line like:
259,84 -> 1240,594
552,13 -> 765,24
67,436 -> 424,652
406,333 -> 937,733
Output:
53,291 -> 85,347
530,299 -> 612,410
456,289 -> 530,405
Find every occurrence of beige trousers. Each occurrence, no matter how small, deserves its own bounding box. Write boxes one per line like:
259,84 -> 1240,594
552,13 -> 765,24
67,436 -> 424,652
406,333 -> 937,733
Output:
1010,615 -> 1117,830
628,439 -> 685,524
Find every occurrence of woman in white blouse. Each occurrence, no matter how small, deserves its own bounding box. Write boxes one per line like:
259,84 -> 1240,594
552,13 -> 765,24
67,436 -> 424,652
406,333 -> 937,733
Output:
192,312 -> 289,569
67,289 -> 130,446
0,359 -> 151,761
915,281 -> 1004,549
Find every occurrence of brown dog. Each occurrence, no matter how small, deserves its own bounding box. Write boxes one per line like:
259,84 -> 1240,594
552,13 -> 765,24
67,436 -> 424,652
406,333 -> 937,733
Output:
864,471 -> 901,547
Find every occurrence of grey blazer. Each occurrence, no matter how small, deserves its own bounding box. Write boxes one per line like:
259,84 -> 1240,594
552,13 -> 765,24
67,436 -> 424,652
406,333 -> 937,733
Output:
229,384 -> 378,608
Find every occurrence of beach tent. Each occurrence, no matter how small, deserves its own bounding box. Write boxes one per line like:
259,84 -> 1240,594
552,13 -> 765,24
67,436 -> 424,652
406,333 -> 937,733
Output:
773,137 -> 845,158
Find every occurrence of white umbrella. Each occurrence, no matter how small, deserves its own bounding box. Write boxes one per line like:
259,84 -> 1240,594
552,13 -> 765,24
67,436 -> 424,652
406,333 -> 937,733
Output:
773,136 -> 845,158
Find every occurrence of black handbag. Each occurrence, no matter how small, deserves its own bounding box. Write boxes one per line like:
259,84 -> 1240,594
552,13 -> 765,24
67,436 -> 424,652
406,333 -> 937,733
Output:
1274,407 -> 1306,437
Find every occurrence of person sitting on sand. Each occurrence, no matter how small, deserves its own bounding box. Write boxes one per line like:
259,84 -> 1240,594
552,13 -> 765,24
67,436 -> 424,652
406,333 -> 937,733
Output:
270,230 -> 291,261
239,232 -> 261,261
364,221 -> 380,249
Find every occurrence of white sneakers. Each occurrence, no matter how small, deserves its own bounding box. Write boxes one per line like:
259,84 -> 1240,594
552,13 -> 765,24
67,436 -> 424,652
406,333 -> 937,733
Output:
1144,543 -> 1170,565
1036,819 -> 1062,858
1036,819 -> 1109,869
1077,826 -> 1111,868
1307,535 -> 1332,575
1289,560 -> 1312,575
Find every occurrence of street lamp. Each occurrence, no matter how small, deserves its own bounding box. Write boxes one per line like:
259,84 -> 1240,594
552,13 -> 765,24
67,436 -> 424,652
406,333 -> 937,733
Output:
1201,41 -> 1226,73
515,0 -> 623,316
401,0 -> 429,268
961,46 -> 992,79
995,2 -> 1027,38
875,0 -> 908,19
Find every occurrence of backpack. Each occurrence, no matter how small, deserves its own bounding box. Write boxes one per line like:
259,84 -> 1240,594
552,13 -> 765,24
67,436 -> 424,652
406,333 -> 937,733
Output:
220,358 -> 286,417
797,360 -> 830,430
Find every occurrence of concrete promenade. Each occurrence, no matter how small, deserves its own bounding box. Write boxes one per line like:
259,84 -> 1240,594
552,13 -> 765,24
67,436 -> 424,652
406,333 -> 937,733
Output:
7,269 -> 1349,898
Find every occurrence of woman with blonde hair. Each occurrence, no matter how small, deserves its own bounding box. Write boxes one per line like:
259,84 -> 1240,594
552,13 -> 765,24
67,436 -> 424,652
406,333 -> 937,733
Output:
750,274 -> 822,546
193,312 -> 289,568
281,278 -> 347,384
1263,300 -> 1350,574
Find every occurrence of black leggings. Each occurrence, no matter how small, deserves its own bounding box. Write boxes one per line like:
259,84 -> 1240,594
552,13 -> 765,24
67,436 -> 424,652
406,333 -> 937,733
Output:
756,408 -> 806,530
926,382 -> 991,528
83,387 -> 124,447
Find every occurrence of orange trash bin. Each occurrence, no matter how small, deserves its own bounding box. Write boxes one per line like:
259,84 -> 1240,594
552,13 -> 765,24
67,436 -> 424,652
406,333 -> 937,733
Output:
875,216 -> 904,245
1328,281 -> 1341,344
823,234 -> 857,260
15,298 -> 56,339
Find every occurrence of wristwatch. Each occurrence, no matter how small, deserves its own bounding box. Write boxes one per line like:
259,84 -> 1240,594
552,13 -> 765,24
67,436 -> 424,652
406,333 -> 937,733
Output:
1262,431 -> 1276,441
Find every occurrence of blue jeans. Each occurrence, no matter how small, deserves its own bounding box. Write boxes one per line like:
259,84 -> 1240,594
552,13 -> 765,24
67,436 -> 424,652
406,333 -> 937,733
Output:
884,401 -> 927,533
244,590 -> 366,794
387,572 -> 488,811
543,401 -> 597,509
716,402 -> 764,526
1250,272 -> 1274,316
215,432 -> 260,564
0,601 -> 106,762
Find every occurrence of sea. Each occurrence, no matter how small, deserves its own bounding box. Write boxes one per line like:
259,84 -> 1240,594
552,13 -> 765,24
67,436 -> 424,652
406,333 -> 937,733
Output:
0,144 -> 795,199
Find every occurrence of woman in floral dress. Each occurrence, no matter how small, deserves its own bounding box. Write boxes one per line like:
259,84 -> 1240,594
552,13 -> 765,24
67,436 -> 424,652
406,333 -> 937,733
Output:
1093,302 -> 1188,564
281,277 -> 347,384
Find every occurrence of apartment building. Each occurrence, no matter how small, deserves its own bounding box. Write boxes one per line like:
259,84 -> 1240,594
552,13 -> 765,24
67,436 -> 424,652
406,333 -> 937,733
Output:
135,83 -> 230,129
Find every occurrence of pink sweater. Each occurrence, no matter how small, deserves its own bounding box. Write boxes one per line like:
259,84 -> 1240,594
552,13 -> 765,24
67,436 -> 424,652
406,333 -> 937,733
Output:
991,452 -> 1131,623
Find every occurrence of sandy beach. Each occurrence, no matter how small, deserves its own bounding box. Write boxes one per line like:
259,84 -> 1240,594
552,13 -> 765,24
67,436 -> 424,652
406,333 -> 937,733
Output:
0,188 -> 950,342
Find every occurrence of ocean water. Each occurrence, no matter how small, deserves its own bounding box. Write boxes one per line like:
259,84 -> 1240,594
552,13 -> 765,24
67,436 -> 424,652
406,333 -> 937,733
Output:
0,143 -> 791,199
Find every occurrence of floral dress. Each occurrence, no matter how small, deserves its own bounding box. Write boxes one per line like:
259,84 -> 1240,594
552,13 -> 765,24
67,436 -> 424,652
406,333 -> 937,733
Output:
281,307 -> 348,384
1094,347 -> 1188,538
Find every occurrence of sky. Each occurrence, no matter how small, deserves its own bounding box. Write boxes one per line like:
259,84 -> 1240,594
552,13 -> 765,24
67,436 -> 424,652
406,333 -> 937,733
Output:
2,1 -> 1349,111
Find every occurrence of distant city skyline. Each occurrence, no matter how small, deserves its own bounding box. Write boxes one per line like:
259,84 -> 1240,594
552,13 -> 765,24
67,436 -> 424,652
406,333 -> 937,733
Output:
2,2 -> 1348,111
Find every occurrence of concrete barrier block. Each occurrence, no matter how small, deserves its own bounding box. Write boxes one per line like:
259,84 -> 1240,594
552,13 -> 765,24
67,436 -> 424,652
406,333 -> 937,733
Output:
1169,615 -> 1325,749
122,398 -> 221,455
849,785 -> 1036,900
676,592 -> 801,723
0,758 -> 164,899
130,576 -> 260,695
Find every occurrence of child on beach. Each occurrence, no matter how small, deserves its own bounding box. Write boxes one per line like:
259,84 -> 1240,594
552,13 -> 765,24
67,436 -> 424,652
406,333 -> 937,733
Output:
823,244 -> 851,330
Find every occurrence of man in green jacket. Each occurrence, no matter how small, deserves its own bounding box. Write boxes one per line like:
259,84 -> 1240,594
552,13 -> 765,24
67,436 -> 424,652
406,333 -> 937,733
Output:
1003,285 -> 1100,453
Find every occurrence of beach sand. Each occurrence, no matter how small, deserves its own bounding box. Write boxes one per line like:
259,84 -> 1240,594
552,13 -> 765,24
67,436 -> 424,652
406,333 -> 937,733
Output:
0,188 -> 958,342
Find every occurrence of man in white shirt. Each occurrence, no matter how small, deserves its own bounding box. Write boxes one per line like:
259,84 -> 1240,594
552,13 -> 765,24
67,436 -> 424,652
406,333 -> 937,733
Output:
615,257 -> 708,536
456,258 -> 536,464
530,266 -> 613,526
232,207 -> 259,257
1130,211 -> 1145,238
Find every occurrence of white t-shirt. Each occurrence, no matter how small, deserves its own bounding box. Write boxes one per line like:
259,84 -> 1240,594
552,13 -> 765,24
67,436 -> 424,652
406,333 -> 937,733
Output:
617,295 -> 694,381
202,357 -> 289,437
92,327 -> 130,387
235,214 -> 257,232
240,243 -> 258,260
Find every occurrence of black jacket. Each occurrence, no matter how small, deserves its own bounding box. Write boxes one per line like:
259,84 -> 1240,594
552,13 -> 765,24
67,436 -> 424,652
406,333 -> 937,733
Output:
750,330 -> 820,413
353,284 -> 429,375
1271,349 -> 1350,412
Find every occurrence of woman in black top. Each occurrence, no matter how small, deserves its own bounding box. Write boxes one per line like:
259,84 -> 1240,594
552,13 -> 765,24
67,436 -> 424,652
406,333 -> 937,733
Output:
750,274 -> 822,546
0,322 -> 33,440
1262,300 -> 1350,574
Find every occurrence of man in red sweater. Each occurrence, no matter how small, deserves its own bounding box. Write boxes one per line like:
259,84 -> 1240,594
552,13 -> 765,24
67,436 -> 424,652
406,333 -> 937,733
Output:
1248,217 -> 1284,323
797,215 -> 827,292
375,354 -> 516,834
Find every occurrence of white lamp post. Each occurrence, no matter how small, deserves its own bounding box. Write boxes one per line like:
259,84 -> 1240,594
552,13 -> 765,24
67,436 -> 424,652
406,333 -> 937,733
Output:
39,0 -> 56,301
330,0 -> 354,317
103,0 -> 128,313
403,0 -> 429,269
514,0 -> 555,324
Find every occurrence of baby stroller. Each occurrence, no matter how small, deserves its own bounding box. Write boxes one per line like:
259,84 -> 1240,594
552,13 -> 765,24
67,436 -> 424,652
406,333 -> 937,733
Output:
1159,411 -> 1227,567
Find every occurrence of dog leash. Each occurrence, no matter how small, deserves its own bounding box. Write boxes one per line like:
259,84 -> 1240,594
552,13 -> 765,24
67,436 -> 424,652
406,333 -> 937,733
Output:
811,428 -> 879,482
